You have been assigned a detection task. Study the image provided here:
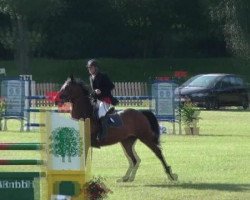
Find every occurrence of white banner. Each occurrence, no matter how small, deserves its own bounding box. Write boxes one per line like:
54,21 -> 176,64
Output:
47,112 -> 85,170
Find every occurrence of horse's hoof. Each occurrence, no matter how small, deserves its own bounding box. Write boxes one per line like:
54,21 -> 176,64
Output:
117,177 -> 130,182
128,177 -> 135,182
167,173 -> 178,181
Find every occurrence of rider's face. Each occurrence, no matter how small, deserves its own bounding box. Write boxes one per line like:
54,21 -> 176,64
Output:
87,65 -> 97,75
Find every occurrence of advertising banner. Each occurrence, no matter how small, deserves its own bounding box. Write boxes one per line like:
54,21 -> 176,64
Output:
151,81 -> 178,121
1,79 -> 25,118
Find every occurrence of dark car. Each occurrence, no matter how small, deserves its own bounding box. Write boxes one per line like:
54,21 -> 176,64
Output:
175,73 -> 249,110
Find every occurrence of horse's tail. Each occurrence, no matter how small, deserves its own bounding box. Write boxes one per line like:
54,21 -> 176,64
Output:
141,110 -> 160,145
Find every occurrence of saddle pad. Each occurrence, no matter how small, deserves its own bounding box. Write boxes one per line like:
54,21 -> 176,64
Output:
107,113 -> 123,127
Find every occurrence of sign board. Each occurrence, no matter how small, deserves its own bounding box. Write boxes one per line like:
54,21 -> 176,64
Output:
151,81 -> 178,121
0,172 -> 40,200
1,79 -> 25,118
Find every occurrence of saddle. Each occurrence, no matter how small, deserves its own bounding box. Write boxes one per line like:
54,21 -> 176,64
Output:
105,107 -> 123,127
96,108 -> 122,143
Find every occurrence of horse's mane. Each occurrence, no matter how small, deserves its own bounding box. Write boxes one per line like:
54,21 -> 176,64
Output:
63,77 -> 95,119
68,77 -> 90,96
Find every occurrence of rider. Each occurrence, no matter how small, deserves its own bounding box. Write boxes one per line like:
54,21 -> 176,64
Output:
86,59 -> 118,140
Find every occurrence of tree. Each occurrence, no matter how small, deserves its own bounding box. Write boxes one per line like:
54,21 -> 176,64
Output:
0,0 -> 64,73
42,0 -> 125,58
109,0 -> 174,57
208,0 -> 250,58
49,127 -> 83,162
109,0 -> 222,57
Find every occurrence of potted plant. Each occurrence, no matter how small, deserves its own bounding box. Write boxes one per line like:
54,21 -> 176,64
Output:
0,97 -> 6,131
179,100 -> 201,135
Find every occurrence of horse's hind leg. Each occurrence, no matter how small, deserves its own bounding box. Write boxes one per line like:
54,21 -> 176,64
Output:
140,138 -> 178,181
118,137 -> 140,182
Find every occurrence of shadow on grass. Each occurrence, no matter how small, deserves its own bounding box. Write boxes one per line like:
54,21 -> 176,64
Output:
164,134 -> 250,138
144,182 -> 250,192
198,134 -> 250,137
205,109 -> 250,112
200,107 -> 250,112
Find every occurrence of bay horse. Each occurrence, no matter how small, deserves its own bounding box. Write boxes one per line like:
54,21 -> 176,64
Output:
58,77 -> 178,182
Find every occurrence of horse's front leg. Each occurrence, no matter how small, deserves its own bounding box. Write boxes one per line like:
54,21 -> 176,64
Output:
127,157 -> 140,182
118,138 -> 139,182
117,159 -> 134,182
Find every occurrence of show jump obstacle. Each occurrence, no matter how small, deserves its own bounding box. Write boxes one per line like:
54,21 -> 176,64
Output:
0,75 -> 180,133
0,111 -> 92,200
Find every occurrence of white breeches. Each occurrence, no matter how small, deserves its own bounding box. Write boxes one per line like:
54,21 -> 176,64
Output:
97,100 -> 111,118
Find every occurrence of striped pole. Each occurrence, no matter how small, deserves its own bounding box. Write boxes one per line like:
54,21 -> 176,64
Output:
0,160 -> 44,165
25,123 -> 46,127
25,108 -> 70,113
0,143 -> 45,150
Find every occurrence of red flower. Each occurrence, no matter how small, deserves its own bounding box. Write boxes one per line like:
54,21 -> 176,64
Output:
174,71 -> 188,78
84,177 -> 112,200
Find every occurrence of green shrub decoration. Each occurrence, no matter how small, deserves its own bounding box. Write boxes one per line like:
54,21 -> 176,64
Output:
179,101 -> 201,127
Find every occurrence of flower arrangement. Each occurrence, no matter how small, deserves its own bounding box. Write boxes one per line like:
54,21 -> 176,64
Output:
0,97 -> 6,114
84,176 -> 112,200
0,97 -> 6,130
179,100 -> 201,134
179,101 -> 200,127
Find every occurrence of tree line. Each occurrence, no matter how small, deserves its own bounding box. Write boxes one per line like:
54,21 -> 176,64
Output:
0,0 -> 249,72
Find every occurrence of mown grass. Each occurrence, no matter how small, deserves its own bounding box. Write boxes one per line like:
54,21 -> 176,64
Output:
91,110 -> 250,200
0,110 -> 249,199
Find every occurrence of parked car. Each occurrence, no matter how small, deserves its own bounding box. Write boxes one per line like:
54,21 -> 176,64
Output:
175,73 -> 249,110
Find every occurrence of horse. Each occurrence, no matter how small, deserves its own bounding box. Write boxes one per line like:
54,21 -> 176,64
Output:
58,76 -> 178,182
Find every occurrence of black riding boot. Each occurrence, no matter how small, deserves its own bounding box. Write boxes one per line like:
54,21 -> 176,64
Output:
98,116 -> 108,141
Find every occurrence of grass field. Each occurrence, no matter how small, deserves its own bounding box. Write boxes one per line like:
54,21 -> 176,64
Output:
0,110 -> 250,200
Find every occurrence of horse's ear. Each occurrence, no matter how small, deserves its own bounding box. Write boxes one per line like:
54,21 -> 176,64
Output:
70,74 -> 74,82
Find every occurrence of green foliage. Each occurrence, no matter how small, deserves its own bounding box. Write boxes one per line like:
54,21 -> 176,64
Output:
0,97 -> 6,130
209,0 -> 250,58
0,0 -> 65,72
1,57 -> 250,83
0,97 -> 6,116
49,127 -> 83,162
0,0 -> 228,59
0,0 -> 63,17
179,101 -> 201,127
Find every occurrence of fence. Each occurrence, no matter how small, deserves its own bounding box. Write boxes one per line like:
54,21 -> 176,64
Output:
34,82 -> 149,107
113,82 -> 148,106
34,83 -> 60,107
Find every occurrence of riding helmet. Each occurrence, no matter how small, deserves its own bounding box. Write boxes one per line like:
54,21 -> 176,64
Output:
86,59 -> 99,68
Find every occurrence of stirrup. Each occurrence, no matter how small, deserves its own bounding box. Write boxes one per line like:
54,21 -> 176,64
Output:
106,107 -> 115,115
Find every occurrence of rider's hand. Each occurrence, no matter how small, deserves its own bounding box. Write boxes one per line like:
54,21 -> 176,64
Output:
95,89 -> 101,95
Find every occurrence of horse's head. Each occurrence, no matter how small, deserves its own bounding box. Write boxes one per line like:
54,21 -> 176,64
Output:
58,76 -> 93,120
59,76 -> 90,103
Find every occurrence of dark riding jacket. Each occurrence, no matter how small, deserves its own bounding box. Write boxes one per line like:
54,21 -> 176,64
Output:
89,72 -> 118,105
